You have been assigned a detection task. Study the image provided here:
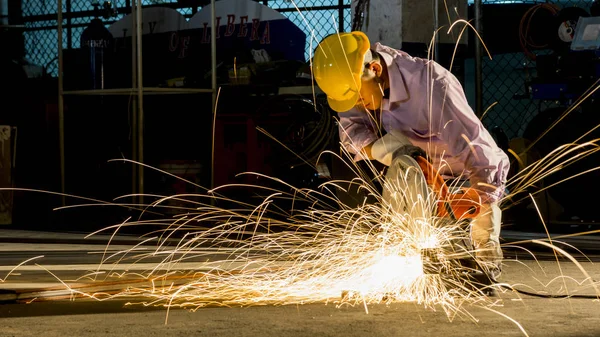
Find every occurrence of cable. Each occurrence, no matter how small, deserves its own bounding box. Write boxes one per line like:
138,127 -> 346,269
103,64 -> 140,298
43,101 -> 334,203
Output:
440,234 -> 600,299
255,94 -> 336,168
519,3 -> 560,61
497,284 -> 600,299
468,258 -> 600,299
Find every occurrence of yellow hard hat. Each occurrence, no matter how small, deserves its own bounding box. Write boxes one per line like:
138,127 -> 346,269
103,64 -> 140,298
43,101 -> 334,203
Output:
313,31 -> 371,113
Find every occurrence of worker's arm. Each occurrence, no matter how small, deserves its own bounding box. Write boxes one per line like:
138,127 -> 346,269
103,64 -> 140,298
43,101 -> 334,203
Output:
430,75 -> 510,204
338,107 -> 379,161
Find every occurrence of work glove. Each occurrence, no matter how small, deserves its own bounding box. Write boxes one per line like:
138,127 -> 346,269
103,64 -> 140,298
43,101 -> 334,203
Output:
470,202 -> 503,279
391,144 -> 427,162
371,130 -> 427,166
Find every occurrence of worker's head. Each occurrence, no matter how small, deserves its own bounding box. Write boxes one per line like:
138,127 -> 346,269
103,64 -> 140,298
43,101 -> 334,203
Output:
312,31 -> 387,113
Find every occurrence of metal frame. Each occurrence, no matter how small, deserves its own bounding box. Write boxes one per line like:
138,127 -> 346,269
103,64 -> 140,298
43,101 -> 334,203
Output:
474,0 -> 483,117
433,0 -> 439,63
56,0 -> 217,206
28,3 -> 350,40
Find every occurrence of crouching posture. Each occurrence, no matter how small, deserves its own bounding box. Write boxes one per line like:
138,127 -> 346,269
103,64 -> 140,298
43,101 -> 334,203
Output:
312,31 -> 510,278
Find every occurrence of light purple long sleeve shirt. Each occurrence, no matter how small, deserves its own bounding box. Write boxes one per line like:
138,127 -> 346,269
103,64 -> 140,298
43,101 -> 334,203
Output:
339,43 -> 510,203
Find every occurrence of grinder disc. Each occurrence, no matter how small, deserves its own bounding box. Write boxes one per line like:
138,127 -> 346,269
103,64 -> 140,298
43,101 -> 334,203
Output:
551,6 -> 590,53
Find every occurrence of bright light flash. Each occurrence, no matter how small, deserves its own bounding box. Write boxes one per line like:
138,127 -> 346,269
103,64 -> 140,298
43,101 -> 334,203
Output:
419,235 -> 439,249
363,254 -> 424,289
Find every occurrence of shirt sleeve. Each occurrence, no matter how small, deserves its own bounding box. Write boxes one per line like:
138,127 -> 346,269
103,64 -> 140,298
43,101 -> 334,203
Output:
430,75 -> 510,204
338,107 -> 379,162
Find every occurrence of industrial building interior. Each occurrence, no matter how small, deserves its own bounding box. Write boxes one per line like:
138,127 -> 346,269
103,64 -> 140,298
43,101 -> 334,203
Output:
1,0 -> 600,237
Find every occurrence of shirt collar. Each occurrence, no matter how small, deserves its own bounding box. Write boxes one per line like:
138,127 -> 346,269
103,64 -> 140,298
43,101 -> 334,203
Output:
374,43 -> 410,105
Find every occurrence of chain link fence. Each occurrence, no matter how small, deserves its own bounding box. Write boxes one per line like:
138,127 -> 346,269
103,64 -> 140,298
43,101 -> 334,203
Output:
20,0 -> 595,141
479,0 -> 594,140
20,0 -> 350,76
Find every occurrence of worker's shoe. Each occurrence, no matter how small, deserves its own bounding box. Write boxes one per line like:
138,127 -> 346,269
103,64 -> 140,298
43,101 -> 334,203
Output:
466,270 -> 499,297
470,202 -> 503,281
474,241 -> 503,281
467,242 -> 501,297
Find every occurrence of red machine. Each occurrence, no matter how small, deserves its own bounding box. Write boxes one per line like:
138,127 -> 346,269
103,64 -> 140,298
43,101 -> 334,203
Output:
415,156 -> 482,220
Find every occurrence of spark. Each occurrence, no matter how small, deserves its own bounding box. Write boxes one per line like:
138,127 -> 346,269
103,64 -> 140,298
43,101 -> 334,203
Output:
0,255 -> 45,282
5,7 -> 600,337
43,150 -> 500,322
4,135 -> 593,335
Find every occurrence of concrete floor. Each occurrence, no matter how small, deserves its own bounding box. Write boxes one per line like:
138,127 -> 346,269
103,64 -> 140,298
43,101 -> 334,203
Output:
1,282 -> 600,337
1,230 -> 600,336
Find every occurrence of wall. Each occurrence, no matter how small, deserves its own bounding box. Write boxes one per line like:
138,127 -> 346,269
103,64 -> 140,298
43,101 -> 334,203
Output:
351,0 -> 468,49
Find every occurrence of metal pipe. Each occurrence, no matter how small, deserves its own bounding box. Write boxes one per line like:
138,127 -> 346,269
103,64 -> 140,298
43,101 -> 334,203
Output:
136,0 -> 144,201
66,0 -> 71,49
210,0 -> 217,191
433,0 -> 439,63
0,0 -> 8,25
474,0 -> 483,117
131,0 -> 138,198
63,88 -> 214,95
57,0 -> 66,207
338,0 -> 344,32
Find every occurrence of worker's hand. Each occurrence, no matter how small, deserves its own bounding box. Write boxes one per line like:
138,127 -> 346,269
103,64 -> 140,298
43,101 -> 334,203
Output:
370,131 -> 415,166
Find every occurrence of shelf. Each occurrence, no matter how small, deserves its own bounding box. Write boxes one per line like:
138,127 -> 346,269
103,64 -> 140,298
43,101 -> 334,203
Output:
63,87 -> 214,96
57,0 -> 218,205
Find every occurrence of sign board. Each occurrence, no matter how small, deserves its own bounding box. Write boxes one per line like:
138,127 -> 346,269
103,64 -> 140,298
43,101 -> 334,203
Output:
108,7 -> 189,38
188,0 -> 306,61
104,0 -> 306,87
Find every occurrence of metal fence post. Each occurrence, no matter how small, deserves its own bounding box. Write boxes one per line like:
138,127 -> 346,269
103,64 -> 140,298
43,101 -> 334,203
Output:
433,0 -> 439,63
57,0 -> 66,207
135,0 -> 144,203
474,0 -> 483,118
210,0 -> 217,191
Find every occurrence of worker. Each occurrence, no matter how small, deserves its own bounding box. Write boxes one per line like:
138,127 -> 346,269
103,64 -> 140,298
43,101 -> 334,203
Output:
312,31 -> 510,279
